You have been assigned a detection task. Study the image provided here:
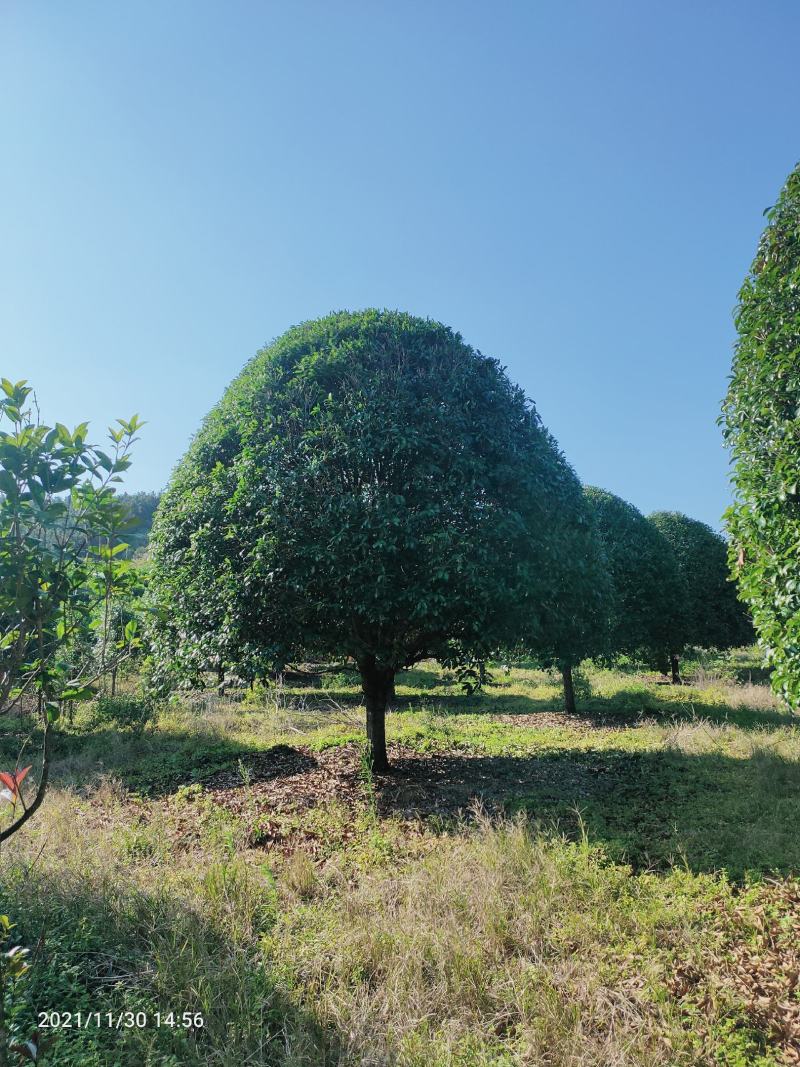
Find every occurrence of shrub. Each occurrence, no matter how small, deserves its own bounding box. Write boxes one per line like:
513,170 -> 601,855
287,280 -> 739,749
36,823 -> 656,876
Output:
89,695 -> 154,733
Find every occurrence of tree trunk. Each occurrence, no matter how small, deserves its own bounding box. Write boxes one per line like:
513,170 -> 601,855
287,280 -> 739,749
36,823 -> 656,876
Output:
217,665 -> 225,696
359,657 -> 392,771
562,664 -> 576,715
670,653 -> 682,685
111,666 -> 117,697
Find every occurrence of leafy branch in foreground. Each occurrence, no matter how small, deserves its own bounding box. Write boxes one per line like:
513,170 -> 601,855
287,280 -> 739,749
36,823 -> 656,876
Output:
0,378 -> 142,843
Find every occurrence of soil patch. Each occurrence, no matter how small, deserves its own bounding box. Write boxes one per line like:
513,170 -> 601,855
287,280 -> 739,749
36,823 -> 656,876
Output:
200,741 -> 590,829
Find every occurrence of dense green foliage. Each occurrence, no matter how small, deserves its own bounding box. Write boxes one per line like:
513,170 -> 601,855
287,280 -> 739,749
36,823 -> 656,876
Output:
648,511 -> 752,654
584,487 -> 686,671
151,310 -> 587,765
721,163 -> 800,710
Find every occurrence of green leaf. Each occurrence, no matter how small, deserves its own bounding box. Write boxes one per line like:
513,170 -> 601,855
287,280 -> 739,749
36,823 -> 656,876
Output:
94,450 -> 114,473
59,685 -> 97,701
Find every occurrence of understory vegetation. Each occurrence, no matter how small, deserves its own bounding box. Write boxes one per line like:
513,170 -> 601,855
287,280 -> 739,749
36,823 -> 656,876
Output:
1,655 -> 798,1066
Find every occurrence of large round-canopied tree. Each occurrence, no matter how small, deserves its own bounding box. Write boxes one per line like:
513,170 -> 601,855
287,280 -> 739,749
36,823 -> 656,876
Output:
721,163 -> 800,710
648,512 -> 752,661
584,487 -> 687,679
151,310 -> 586,768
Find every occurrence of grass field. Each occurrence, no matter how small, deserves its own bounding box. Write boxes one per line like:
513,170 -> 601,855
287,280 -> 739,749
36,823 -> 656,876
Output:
1,656 -> 799,1065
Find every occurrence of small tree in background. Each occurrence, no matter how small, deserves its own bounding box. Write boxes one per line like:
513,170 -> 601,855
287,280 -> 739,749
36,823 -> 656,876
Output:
117,490 -> 161,555
151,309 -> 586,769
529,494 -> 612,713
584,487 -> 687,680
0,379 -> 140,842
721,163 -> 800,710
648,512 -> 752,669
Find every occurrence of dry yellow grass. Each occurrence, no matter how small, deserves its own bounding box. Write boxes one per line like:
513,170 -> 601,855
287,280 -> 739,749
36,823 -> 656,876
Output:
271,811 -> 700,1065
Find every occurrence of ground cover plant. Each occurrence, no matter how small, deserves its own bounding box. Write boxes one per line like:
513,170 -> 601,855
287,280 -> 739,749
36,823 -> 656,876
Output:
1,657 -> 798,1066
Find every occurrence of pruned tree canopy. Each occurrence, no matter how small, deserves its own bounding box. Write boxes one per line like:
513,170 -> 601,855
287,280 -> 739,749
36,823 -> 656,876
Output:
151,310 -> 586,766
584,487 -> 686,672
648,511 -> 752,654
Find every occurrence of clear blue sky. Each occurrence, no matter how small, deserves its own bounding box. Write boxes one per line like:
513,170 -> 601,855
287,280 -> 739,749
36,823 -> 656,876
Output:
2,2 -> 798,528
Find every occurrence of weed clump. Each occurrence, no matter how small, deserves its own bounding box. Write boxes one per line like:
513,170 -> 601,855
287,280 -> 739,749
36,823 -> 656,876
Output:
89,694 -> 156,733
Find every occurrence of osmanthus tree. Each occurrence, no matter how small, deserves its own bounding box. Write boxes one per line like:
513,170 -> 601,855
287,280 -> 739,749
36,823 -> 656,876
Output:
721,163 -> 800,710
151,309 -> 585,769
528,494 -> 612,713
583,487 -> 687,680
648,512 -> 752,665
0,379 -> 141,844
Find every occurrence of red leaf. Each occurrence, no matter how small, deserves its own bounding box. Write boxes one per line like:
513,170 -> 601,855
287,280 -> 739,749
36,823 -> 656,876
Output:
0,766 -> 32,795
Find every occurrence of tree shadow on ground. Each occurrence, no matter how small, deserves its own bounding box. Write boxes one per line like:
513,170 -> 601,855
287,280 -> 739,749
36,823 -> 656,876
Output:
186,737 -> 800,881
106,732 -> 320,797
411,687 -> 794,732
0,719 -> 323,799
372,745 -> 800,879
2,866 -> 335,1066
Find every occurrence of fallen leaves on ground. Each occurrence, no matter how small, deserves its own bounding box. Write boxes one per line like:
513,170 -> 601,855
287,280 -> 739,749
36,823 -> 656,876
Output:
669,879 -> 800,1063
196,741 -> 591,833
